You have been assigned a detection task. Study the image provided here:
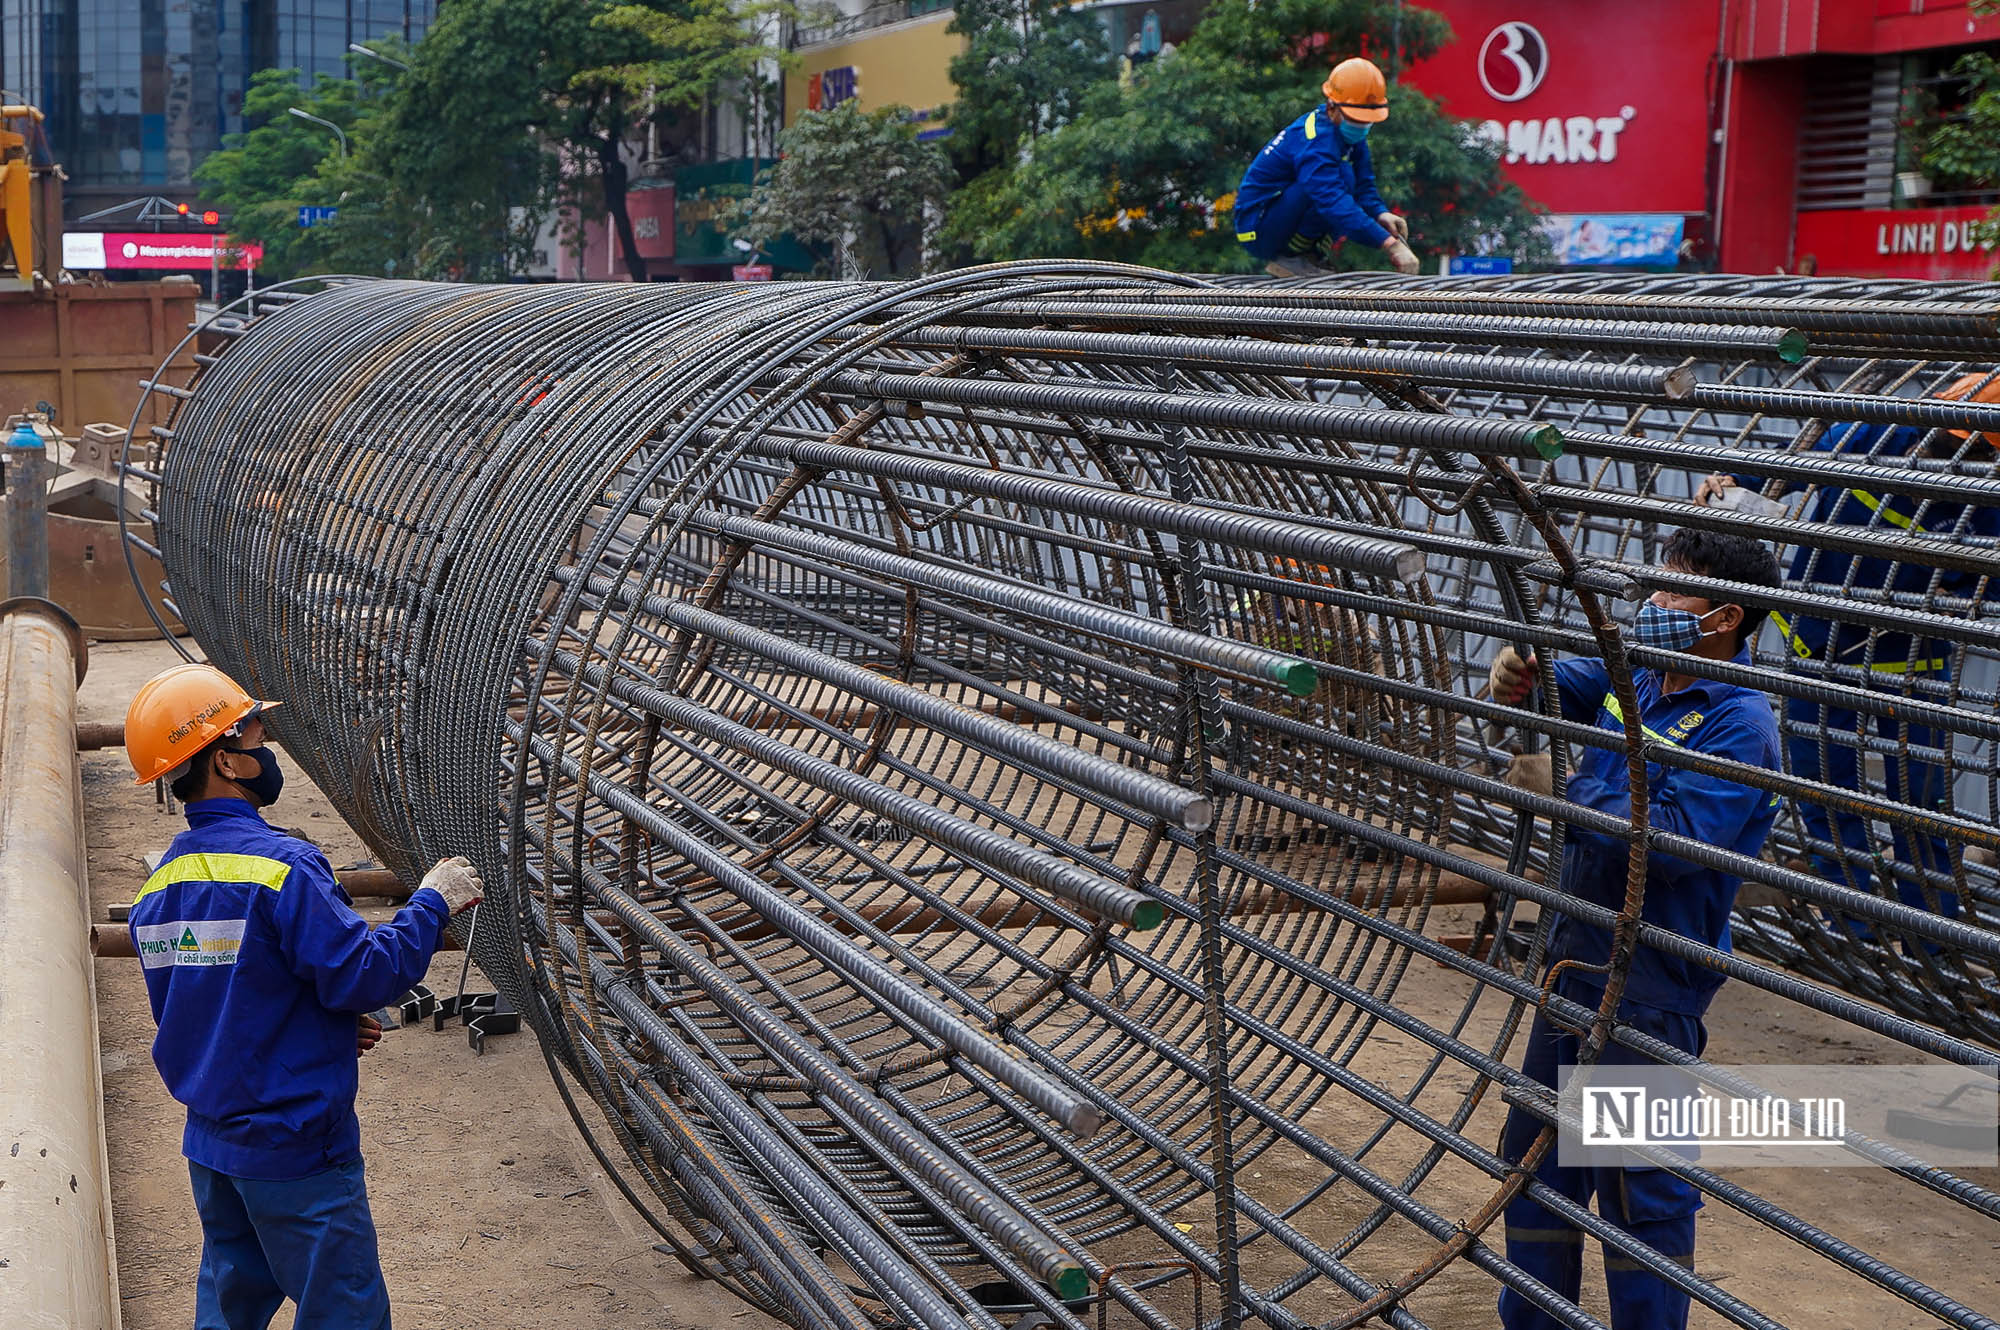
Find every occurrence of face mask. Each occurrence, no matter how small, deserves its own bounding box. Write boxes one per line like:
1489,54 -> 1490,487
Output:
1337,117 -> 1371,145
232,745 -> 286,807
1634,602 -> 1723,653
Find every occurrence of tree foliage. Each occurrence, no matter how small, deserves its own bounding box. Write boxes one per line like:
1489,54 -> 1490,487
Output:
734,102 -> 953,277
941,0 -> 1547,272
944,0 -> 1114,182
199,3 -> 800,282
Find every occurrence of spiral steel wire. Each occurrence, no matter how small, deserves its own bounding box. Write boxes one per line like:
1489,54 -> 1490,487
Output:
125,265 -> 2000,1330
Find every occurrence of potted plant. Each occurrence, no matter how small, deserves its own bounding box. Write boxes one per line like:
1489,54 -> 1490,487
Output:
1896,83 -> 1939,202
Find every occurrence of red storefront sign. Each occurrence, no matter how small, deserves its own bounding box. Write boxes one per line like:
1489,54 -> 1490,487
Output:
1403,1 -> 1715,215
1793,205 -> 2000,280
731,264 -> 774,282
63,231 -> 264,270
556,186 -> 675,281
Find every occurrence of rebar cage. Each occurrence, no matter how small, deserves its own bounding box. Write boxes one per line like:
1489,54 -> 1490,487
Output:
128,264 -> 2000,1330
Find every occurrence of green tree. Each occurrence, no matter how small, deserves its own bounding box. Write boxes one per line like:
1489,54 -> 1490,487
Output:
193,67 -> 405,279
733,102 -> 953,277
942,0 -> 1547,273
944,0 -> 1114,182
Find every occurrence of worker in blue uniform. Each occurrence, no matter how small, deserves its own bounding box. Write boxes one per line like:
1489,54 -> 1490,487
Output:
1487,527 -> 1784,1330
124,662 -> 485,1330
1696,371 -> 2000,934
1233,56 -> 1421,280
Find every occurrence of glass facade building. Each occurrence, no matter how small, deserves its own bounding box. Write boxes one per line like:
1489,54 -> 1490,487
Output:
0,1 -> 433,213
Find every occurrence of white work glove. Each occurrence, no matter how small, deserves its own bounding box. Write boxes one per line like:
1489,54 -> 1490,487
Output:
1489,647 -> 1537,705
1382,236 -> 1420,275
1378,211 -> 1409,241
1503,751 -> 1553,797
418,855 -> 484,916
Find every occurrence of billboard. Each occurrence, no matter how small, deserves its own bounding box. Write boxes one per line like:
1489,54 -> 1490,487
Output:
1403,1 -> 1715,216
64,232 -> 264,271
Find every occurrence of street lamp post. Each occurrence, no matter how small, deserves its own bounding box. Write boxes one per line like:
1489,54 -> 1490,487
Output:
347,42 -> 410,72
287,107 -> 349,159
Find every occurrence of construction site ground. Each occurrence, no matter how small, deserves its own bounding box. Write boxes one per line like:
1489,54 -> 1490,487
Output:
82,636 -> 1999,1329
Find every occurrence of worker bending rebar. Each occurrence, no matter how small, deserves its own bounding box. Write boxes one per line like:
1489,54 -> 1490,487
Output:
123,663 -> 484,1330
1487,529 -> 1783,1330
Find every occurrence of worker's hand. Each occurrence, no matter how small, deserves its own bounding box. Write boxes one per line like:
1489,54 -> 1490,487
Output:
1693,472 -> 1737,506
418,855 -> 484,916
1503,751 -> 1553,798
1489,647 -> 1537,705
357,1013 -> 383,1056
1382,236 -> 1420,275
1377,211 -> 1410,242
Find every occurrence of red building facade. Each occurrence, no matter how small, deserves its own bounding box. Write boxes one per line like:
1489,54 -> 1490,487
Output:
1404,0 -> 2000,277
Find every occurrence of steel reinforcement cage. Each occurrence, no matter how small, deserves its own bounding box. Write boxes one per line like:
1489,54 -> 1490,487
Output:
125,265 -> 2000,1330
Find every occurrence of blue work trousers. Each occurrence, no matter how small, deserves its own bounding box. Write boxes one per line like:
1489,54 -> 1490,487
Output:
1498,991 -> 1706,1330
1235,183 -> 1328,262
1786,695 -> 1957,932
189,1157 -> 390,1330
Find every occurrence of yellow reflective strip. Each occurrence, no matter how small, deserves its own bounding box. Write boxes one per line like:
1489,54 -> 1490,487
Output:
135,851 -> 291,905
1304,110 -> 1317,141
1767,612 -> 1815,659
1847,489 -> 1918,531
1868,658 -> 1949,674
1602,695 -> 1678,747
1236,231 -> 1258,242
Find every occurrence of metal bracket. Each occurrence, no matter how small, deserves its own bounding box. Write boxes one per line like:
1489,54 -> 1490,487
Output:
396,983 -> 520,1054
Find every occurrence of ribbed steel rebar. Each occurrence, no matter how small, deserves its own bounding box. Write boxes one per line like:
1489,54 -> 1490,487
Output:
128,265 -> 2000,1330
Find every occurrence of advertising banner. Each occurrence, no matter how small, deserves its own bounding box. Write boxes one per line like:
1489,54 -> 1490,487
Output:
64,231 -> 264,271
1793,204 -> 2000,280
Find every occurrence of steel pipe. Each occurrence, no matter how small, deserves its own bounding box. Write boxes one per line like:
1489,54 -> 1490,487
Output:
0,599 -> 121,1330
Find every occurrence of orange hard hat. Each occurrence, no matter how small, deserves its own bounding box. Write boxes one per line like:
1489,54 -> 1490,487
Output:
1935,371 -> 2000,444
125,662 -> 280,785
1324,57 -> 1389,123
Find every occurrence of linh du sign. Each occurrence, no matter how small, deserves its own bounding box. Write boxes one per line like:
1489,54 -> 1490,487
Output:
1793,204 -> 1999,280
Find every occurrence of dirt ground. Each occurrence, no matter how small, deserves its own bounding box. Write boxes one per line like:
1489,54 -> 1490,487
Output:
80,635 -> 1999,1329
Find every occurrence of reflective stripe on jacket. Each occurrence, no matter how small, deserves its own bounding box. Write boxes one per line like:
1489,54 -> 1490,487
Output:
130,798 -> 450,1180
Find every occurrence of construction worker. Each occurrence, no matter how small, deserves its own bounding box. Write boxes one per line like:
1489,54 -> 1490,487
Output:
124,662 -> 484,1330
1695,371 -> 2000,935
1487,528 -> 1784,1330
1232,56 -> 1420,280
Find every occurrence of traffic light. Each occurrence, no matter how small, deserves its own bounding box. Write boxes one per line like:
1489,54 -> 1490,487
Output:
202,210 -> 220,225
176,202 -> 189,215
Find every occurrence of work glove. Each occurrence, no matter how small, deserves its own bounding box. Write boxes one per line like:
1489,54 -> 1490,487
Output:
1377,211 -> 1410,241
1693,472 -> 1736,506
1503,751 -> 1553,798
418,855 -> 484,916
1489,646 -> 1537,705
357,1013 -> 383,1056
1382,236 -> 1420,276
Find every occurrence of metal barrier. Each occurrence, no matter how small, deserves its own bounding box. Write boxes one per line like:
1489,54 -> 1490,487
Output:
124,266 -> 2000,1330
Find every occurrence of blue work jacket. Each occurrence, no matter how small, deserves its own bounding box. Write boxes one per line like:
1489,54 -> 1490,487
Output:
1234,106 -> 1390,248
1732,421 -> 1999,671
1545,651 -> 1782,1017
129,798 -> 451,1180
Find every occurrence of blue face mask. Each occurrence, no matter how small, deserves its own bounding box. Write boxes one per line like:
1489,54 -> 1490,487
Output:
232,745 -> 286,807
1337,116 -> 1371,145
1634,602 -> 1722,653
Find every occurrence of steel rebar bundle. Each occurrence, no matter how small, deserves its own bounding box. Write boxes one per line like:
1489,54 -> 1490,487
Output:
127,264 -> 2000,1330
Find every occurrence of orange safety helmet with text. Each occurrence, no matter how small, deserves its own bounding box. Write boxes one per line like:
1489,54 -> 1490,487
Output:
125,662 -> 281,785
1936,371 -> 2000,446
1323,57 -> 1389,123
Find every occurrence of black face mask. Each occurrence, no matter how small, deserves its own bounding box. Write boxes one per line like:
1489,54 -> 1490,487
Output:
230,745 -> 286,807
